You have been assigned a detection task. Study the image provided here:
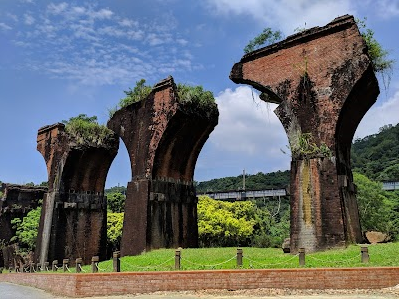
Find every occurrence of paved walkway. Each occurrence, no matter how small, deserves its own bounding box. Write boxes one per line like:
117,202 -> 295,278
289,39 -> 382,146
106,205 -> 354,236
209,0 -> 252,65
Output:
1,282 -> 399,298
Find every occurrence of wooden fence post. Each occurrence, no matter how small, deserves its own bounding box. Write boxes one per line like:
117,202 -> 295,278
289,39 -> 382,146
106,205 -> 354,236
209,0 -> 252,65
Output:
113,251 -> 120,272
62,259 -> 69,272
361,246 -> 369,263
299,248 -> 305,266
91,256 -> 99,273
76,258 -> 82,273
175,249 -> 181,270
52,260 -> 58,272
237,248 -> 243,267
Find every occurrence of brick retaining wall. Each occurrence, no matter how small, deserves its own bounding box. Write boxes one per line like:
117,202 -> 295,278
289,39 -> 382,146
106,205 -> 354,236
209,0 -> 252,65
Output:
1,267 -> 399,297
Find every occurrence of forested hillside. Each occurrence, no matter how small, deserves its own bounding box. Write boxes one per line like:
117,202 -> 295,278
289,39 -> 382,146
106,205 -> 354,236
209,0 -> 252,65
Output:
196,170 -> 290,193
351,124 -> 399,181
196,124 -> 399,193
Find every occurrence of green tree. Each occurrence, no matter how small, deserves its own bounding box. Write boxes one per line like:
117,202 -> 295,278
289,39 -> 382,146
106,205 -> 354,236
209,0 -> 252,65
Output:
353,172 -> 391,233
107,192 -> 125,213
11,207 -> 42,252
197,196 -> 256,247
244,28 -> 282,54
251,205 -> 290,248
39,181 -> 48,187
119,79 -> 152,109
107,212 -> 124,250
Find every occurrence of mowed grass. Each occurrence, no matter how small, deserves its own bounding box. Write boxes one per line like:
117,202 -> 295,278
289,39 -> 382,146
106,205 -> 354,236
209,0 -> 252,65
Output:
83,242 -> 399,272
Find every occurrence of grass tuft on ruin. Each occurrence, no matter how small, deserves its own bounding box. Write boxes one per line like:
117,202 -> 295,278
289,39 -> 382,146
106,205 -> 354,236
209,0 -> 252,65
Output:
110,79 -> 218,119
63,114 -> 116,148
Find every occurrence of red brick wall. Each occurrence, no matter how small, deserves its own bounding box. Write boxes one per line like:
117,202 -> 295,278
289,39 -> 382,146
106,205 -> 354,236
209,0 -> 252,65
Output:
2,268 -> 399,297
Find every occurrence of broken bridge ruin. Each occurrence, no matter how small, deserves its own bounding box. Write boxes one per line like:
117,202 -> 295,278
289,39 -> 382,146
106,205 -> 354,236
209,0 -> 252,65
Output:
0,183 -> 47,268
35,123 -> 119,265
230,15 -> 379,252
107,76 -> 218,256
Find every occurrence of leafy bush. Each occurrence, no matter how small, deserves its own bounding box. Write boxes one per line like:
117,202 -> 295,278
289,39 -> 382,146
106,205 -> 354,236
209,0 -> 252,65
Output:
107,192 -> 125,213
107,212 -> 124,251
176,83 -> 217,118
354,172 -> 394,236
112,79 -> 217,119
198,196 -> 256,247
197,195 -> 289,248
118,79 -> 152,109
356,18 -> 394,74
244,28 -> 283,54
62,114 -> 115,147
11,207 -> 41,252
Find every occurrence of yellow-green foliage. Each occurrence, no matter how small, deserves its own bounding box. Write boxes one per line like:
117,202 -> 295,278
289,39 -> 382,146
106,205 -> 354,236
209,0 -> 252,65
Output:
107,212 -> 124,250
63,114 -> 115,147
197,195 -> 256,247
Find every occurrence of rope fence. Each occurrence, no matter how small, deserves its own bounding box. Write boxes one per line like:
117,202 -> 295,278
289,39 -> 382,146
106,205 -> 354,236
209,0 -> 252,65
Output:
1,246 -> 377,274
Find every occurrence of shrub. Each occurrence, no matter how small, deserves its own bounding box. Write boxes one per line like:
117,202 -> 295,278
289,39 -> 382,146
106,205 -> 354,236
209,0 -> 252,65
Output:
62,114 -> 115,147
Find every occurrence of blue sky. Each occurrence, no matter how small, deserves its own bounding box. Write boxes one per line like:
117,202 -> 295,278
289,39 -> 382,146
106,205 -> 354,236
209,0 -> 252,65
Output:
0,0 -> 398,188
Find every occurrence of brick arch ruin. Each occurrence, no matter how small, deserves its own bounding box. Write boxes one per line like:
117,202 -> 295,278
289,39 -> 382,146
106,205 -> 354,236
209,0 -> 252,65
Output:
35,123 -> 119,265
34,76 -> 218,264
230,15 -> 379,252
33,15 -> 380,262
107,76 -> 219,256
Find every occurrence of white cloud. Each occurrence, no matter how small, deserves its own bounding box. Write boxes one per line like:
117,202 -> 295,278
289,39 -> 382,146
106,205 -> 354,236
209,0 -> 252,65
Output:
176,38 -> 188,46
119,18 -> 138,27
47,2 -> 68,15
0,23 -> 12,31
211,86 -> 288,157
205,0 -> 356,33
355,90 -> 399,138
24,14 -> 35,25
375,0 -> 399,19
8,2 -> 195,86
7,13 -> 19,22
92,8 -> 113,19
195,86 -> 291,179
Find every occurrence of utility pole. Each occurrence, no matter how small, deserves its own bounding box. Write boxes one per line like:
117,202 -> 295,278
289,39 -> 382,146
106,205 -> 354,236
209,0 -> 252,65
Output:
243,169 -> 246,191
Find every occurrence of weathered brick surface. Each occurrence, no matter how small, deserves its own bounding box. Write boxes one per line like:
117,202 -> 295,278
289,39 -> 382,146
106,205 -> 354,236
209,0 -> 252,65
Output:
0,184 -> 46,243
35,123 -> 119,266
0,184 -> 46,268
107,76 -> 218,256
230,15 -> 379,252
1,268 -> 399,297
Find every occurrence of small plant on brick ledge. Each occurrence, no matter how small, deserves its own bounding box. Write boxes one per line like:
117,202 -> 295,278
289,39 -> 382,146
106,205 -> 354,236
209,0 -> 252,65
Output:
290,133 -> 332,160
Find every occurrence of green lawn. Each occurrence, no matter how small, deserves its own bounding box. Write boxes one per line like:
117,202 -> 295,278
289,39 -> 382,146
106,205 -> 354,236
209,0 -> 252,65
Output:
3,243 -> 399,274
86,242 -> 399,272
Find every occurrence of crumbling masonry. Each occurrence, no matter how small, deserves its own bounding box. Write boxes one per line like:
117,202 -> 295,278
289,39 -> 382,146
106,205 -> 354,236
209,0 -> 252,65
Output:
107,76 -> 218,256
230,15 -> 379,252
0,184 -> 46,268
35,123 -> 119,265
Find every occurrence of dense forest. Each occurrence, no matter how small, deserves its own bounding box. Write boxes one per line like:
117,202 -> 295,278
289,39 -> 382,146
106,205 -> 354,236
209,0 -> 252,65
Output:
196,170 -> 290,193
